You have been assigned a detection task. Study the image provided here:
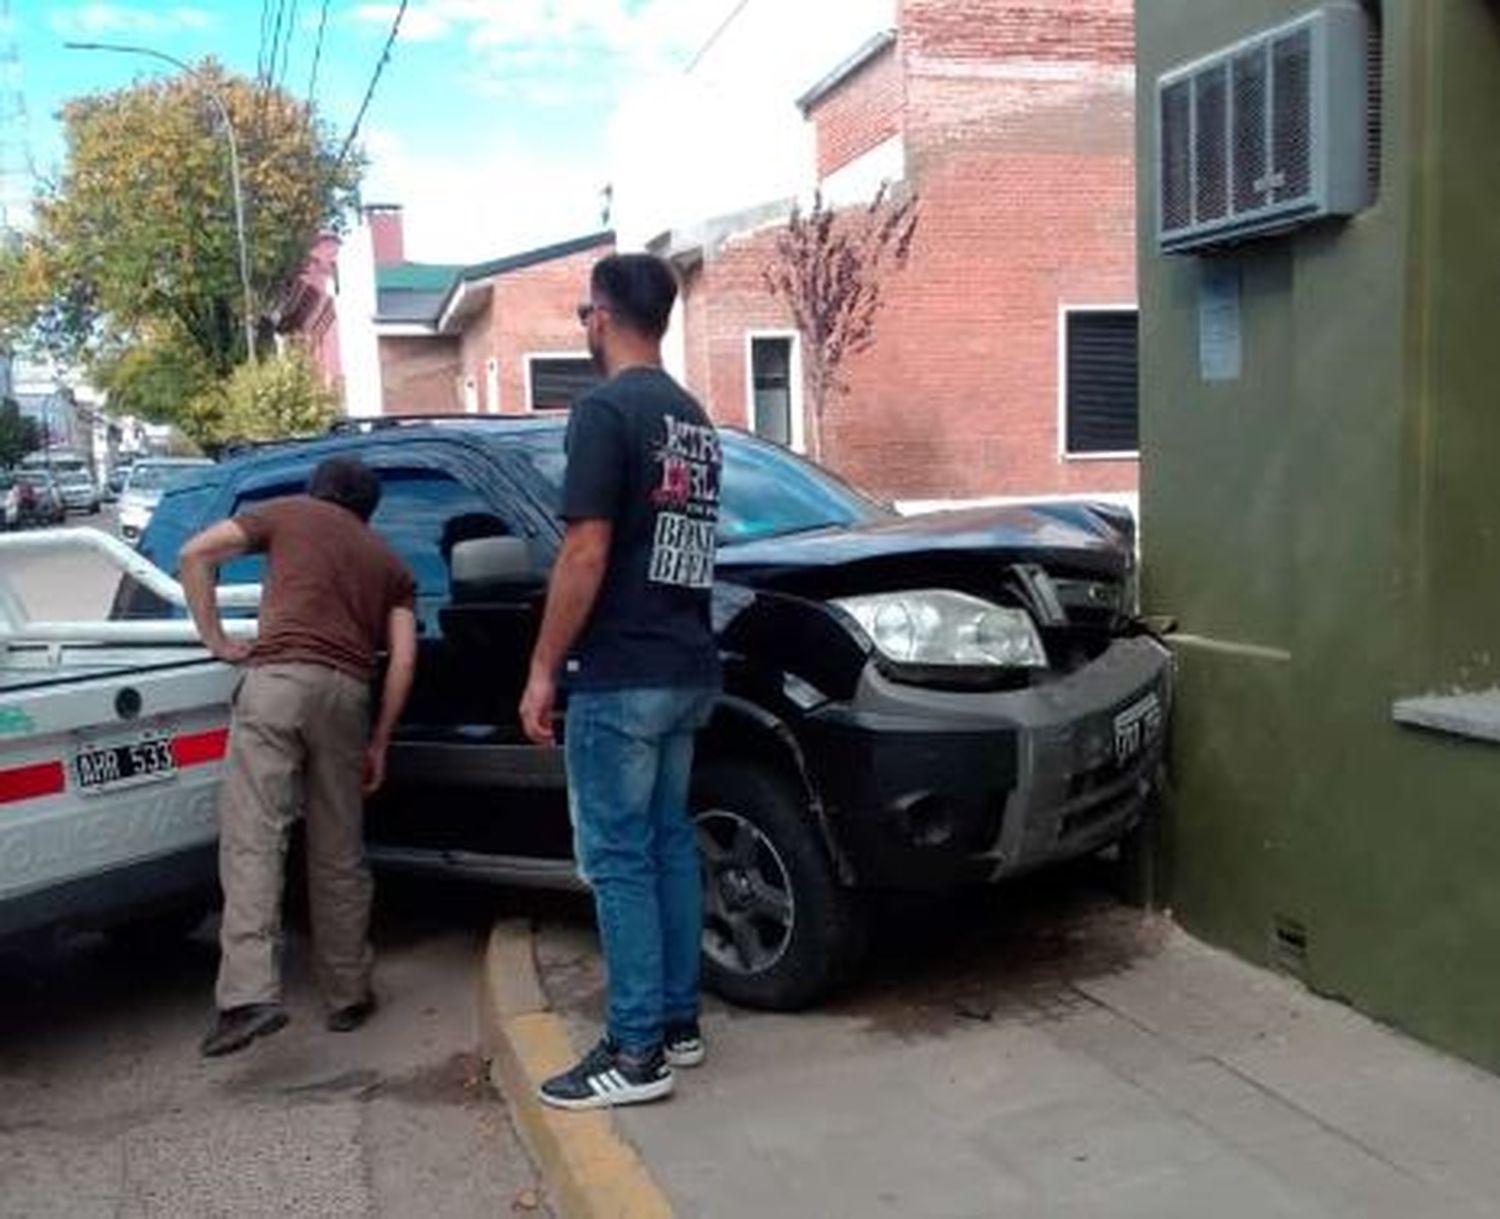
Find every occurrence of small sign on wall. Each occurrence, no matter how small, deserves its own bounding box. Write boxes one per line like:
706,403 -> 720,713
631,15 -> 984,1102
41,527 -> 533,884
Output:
1198,261 -> 1242,383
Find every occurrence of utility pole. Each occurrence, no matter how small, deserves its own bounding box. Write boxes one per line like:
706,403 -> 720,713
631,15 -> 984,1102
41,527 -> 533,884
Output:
65,42 -> 258,364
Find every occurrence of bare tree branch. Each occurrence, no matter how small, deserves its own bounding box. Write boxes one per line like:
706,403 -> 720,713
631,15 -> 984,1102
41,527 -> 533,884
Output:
764,183 -> 919,461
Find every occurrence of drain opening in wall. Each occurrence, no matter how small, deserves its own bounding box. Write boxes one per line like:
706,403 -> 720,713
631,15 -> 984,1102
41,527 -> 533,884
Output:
1271,916 -> 1309,975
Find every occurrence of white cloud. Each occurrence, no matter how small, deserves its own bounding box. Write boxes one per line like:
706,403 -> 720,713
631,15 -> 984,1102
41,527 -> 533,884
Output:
352,0 -> 720,72
606,0 -> 896,243
352,0 -> 897,257
49,3 -> 217,37
361,126 -> 609,262
353,3 -> 453,43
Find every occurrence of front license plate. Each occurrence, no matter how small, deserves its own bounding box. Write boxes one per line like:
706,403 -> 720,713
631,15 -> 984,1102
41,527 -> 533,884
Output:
74,735 -> 178,794
1113,692 -> 1164,766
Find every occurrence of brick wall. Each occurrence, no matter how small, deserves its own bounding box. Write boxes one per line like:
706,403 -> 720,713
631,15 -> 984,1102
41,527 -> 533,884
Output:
378,336 -> 461,415
366,206 -> 406,266
442,244 -> 610,415
378,241 -> 611,419
679,229 -> 797,430
813,42 -> 904,180
677,0 -> 1138,503
489,246 -> 603,413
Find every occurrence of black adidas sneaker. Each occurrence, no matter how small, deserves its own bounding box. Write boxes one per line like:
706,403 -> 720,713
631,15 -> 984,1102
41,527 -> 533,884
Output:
538,1037 -> 674,1111
664,1019 -> 705,1069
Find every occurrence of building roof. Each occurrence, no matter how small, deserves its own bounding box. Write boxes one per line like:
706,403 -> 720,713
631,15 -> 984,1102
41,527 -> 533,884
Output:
376,262 -> 465,293
796,29 -> 898,115
372,233 -> 616,332
454,230 -> 614,287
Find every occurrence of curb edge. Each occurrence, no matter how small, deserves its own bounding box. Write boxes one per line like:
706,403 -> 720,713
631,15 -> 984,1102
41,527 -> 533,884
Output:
480,918 -> 674,1219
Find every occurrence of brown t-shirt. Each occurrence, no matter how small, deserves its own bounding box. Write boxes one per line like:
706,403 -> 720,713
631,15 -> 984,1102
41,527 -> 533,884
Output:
235,496 -> 415,681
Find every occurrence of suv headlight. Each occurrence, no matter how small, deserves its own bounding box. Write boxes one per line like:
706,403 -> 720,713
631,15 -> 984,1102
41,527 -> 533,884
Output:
833,590 -> 1049,669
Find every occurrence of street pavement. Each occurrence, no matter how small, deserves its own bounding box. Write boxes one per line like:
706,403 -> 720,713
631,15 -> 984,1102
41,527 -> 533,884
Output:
0,538 -> 551,1219
539,869 -> 1500,1219
0,887 -> 552,1218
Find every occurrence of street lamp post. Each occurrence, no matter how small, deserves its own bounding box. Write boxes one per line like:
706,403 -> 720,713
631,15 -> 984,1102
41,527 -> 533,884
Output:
64,41 -> 257,364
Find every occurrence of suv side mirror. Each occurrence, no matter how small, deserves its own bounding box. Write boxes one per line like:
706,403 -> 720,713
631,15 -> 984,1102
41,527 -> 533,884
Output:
450,537 -> 542,601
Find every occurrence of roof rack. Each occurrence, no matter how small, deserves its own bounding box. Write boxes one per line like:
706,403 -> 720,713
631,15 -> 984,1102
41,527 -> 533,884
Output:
325,414 -> 557,435
217,432 -> 329,459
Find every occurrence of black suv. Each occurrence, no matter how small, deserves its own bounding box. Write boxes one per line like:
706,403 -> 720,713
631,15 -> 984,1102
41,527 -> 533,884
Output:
118,418 -> 1170,1009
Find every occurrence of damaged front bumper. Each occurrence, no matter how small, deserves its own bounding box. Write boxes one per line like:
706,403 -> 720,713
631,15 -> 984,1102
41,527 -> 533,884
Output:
799,636 -> 1173,889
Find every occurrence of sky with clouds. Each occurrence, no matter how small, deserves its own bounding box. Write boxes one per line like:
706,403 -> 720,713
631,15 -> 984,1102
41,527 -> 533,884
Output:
16,0 -> 892,263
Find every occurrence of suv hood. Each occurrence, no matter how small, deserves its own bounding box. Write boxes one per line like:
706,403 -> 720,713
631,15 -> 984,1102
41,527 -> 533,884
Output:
717,502 -> 1133,595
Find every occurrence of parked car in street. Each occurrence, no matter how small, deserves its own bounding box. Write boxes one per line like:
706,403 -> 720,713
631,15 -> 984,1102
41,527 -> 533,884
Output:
56,468 -> 102,515
104,460 -> 134,502
114,417 -> 1171,1010
117,457 -> 213,544
13,470 -> 66,527
1,472 -> 19,530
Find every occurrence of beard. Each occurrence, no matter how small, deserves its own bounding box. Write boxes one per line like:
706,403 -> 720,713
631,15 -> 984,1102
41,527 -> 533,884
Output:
587,328 -> 606,373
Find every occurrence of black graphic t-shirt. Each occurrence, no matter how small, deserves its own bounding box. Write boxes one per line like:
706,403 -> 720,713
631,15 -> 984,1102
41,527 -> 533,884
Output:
560,366 -> 722,691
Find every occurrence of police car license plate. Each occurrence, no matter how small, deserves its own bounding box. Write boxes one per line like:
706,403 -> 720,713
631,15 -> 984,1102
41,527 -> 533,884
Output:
74,735 -> 177,794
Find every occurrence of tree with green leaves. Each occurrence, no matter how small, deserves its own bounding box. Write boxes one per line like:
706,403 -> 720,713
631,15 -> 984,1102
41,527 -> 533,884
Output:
189,346 -> 338,450
0,60 -> 361,441
0,398 -> 42,468
764,183 -> 919,462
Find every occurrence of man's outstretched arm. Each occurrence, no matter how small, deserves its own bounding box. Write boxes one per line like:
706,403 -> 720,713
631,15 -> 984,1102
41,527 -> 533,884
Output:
180,519 -> 254,664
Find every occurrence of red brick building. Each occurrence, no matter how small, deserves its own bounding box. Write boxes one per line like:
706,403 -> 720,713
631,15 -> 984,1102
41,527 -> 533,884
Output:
653,0 -> 1138,505
338,205 -> 614,417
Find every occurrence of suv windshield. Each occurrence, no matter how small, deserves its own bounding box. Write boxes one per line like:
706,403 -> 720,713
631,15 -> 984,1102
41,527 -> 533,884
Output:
511,428 -> 891,545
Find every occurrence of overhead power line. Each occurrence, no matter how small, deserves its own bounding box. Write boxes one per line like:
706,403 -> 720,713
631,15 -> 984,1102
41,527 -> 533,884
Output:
255,0 -> 274,83
264,0 -> 286,87
307,0 -> 330,102
275,0 -> 299,91
685,0 -> 752,73
337,0 -> 408,166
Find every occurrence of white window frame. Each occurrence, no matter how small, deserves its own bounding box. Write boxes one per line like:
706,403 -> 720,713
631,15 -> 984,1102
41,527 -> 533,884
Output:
1057,303 -> 1140,462
485,357 -> 500,414
743,330 -> 806,454
524,350 -> 593,412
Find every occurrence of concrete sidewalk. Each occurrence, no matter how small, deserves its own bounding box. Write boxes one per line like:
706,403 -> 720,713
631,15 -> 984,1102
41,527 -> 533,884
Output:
529,884 -> 1500,1218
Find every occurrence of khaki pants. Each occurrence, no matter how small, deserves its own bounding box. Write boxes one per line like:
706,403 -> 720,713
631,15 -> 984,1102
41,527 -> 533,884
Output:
215,663 -> 373,1013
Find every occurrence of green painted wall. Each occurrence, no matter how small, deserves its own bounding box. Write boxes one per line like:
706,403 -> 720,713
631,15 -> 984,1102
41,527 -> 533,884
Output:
1138,0 -> 1500,1070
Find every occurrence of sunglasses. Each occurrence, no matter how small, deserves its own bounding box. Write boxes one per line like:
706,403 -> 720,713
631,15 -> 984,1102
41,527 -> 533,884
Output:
576,301 -> 602,325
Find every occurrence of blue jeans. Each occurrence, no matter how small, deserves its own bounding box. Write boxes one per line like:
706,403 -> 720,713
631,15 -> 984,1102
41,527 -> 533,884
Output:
565,686 -> 717,1054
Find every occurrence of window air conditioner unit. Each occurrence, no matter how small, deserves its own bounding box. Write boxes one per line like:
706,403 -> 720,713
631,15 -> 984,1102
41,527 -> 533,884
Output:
1156,2 -> 1376,254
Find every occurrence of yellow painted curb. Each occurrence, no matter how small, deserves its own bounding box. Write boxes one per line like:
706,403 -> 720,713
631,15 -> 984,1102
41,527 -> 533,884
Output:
480,919 -> 674,1219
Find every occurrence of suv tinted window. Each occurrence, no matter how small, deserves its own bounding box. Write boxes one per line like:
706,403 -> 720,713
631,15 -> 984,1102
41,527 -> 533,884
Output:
369,468 -> 503,598
140,484 -> 221,571
510,429 -> 889,544
221,476 -> 308,586
222,468 -> 503,600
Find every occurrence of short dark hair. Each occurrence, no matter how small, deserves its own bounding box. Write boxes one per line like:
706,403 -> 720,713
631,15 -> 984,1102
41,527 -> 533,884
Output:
591,254 -> 678,340
308,456 -> 381,522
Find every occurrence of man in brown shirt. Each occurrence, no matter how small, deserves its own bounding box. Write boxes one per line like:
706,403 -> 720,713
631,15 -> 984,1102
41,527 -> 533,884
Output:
181,456 -> 417,1057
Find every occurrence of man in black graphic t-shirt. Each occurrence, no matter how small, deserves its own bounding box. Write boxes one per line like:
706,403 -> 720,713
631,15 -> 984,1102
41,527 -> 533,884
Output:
520,253 -> 721,1111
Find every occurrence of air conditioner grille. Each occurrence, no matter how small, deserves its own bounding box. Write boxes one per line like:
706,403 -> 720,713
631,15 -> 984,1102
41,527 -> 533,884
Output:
1161,80 -> 1193,231
1232,51 -> 1269,212
1272,29 -> 1313,201
1194,66 -> 1230,223
1155,3 -> 1375,253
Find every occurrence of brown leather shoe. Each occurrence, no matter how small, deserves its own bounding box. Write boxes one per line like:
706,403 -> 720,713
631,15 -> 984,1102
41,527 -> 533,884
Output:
326,995 -> 377,1033
200,1004 -> 289,1057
